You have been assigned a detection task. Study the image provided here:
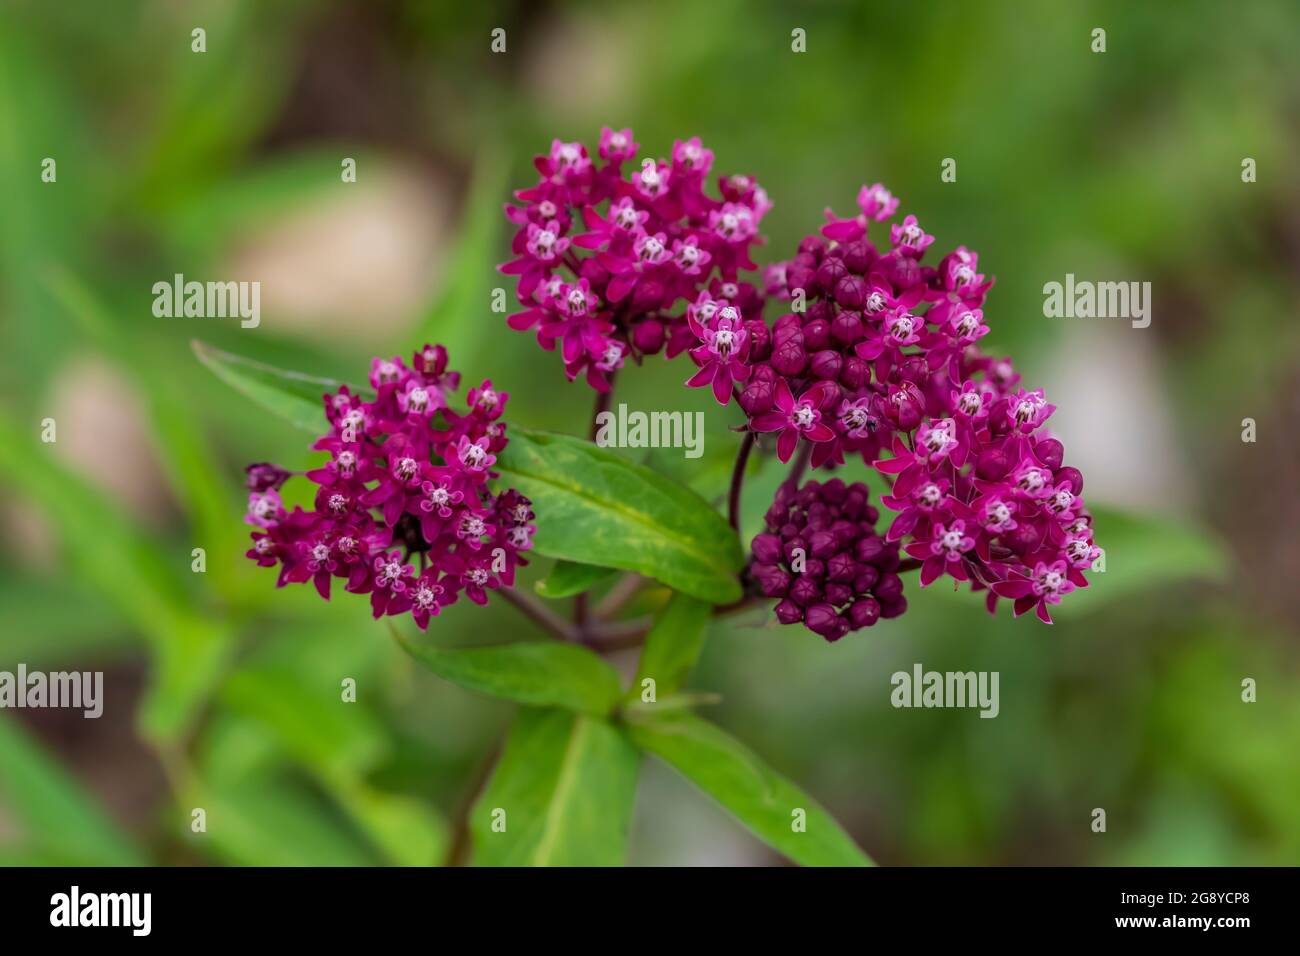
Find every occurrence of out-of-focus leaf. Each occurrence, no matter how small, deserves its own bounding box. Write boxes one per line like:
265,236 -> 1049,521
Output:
133,1 -> 304,212
1001,504 -> 1229,619
0,577 -> 128,662
160,148 -> 385,261
417,148 -> 506,368
394,627 -> 623,716
192,339 -> 363,432
216,664 -> 445,866
219,668 -> 387,782
184,772 -> 377,867
333,784 -> 448,867
0,413 -> 229,741
495,429 -> 744,604
471,708 -> 640,866
632,592 -> 712,699
0,715 -> 142,866
0,12 -> 93,391
534,560 -> 616,599
42,268 -> 246,601
626,711 -> 873,867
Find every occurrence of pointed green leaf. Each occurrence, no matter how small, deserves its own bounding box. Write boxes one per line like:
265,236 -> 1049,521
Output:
192,339 -> 365,433
472,708 -> 640,866
627,712 -> 873,867
632,592 -> 712,699
332,783 -> 448,867
0,714 -> 142,866
394,628 -> 623,716
495,429 -> 743,604
535,560 -> 617,599
184,772 -> 377,867
0,412 -> 229,741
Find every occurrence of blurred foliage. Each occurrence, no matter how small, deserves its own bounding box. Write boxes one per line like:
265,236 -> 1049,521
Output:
0,0 -> 1296,866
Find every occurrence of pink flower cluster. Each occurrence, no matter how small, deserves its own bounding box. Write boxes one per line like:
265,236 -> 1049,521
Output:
500,129 -> 771,391
243,344 -> 535,629
734,185 -> 1099,624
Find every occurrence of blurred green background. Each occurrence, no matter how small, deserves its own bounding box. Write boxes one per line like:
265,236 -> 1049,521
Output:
1,0 -> 1297,866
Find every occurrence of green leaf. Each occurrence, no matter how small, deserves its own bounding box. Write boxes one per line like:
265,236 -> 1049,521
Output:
42,268 -> 246,601
632,592 -> 712,699
192,339 -> 365,433
219,668 -> 387,782
216,664 -> 445,865
185,772 -> 378,867
417,149 -> 507,368
1058,504 -> 1229,614
0,412 -> 230,741
0,714 -> 142,865
471,708 -> 640,866
394,628 -> 623,716
495,429 -> 744,604
332,783 -> 449,868
0,575 -> 128,663
627,712 -> 873,867
190,352 -> 745,604
535,560 -> 617,599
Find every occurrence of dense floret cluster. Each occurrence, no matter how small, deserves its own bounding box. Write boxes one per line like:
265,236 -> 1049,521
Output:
500,129 -> 771,392
751,478 -> 905,641
736,185 -> 1098,628
243,344 -> 534,629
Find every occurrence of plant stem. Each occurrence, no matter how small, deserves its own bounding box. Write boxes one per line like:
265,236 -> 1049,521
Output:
444,732 -> 504,866
580,615 -> 655,652
728,430 -> 755,532
594,572 -> 646,619
499,587 -> 580,642
589,368 -> 618,442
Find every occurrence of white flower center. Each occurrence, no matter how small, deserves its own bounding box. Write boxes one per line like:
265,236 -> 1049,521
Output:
792,404 -> 816,429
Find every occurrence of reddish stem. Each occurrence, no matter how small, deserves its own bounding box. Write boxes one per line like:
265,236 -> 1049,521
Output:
728,431 -> 755,532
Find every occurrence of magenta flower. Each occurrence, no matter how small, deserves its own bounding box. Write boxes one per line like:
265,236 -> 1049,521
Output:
246,490 -> 285,529
822,183 -> 900,241
598,126 -> 638,163
905,520 -> 977,586
240,344 -> 533,628
685,307 -> 751,404
992,560 -> 1077,624
888,215 -> 935,258
455,435 -> 496,474
751,379 -> 837,463
744,181 -> 1097,629
498,128 -> 771,391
